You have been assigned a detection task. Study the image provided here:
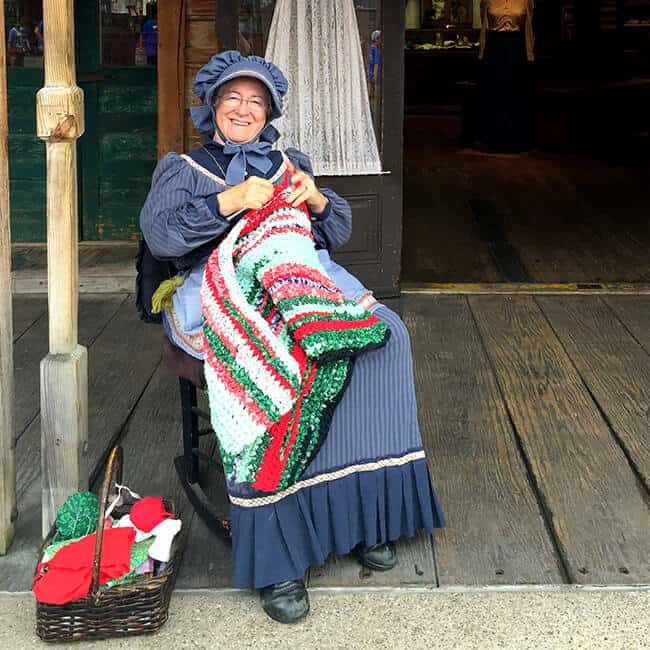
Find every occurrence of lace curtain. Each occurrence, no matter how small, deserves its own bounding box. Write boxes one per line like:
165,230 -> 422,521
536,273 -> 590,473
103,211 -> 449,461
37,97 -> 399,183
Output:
265,0 -> 383,176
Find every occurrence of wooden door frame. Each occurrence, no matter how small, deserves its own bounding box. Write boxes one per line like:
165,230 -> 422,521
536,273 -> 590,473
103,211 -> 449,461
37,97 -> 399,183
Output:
158,0 -> 186,157
156,1 -> 406,295
379,0 -> 406,294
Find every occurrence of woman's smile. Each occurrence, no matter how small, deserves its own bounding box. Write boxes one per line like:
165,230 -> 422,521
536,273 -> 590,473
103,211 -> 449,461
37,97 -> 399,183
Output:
214,78 -> 269,144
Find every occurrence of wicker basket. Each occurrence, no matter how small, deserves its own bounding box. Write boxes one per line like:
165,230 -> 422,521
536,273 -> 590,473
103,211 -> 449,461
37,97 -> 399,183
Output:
35,446 -> 182,643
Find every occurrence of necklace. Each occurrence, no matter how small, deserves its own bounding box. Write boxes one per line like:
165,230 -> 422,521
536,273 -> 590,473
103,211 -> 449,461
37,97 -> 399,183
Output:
201,145 -> 230,181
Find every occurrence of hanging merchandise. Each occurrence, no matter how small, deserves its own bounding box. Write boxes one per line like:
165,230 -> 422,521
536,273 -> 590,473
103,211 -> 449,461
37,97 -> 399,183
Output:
265,0 -> 382,176
406,0 -> 421,29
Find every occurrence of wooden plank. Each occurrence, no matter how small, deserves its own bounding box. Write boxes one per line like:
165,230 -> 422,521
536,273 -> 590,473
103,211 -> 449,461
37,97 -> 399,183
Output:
158,0 -> 186,158
215,0 -> 239,51
604,296 -> 650,355
308,532 -> 436,588
14,296 -> 126,499
85,297 -> 162,477
0,295 -> 127,585
184,65 -> 202,107
11,296 -> 46,341
184,111 -> 202,152
404,294 -> 562,585
13,295 -> 124,443
187,0 -> 216,16
13,272 -> 137,294
538,296 -> 650,488
186,20 -> 218,60
0,0 -> 15,553
176,396 -> 233,589
470,295 -> 650,584
176,483 -> 232,588
118,368 -> 233,589
117,366 -> 189,510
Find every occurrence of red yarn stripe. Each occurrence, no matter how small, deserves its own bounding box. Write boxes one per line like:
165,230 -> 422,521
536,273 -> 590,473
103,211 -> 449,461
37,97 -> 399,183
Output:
292,314 -> 380,341
203,257 -> 294,392
252,361 -> 317,492
203,344 -> 273,429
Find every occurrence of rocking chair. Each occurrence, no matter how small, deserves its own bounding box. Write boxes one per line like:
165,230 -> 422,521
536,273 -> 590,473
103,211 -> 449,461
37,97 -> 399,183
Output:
162,335 -> 232,542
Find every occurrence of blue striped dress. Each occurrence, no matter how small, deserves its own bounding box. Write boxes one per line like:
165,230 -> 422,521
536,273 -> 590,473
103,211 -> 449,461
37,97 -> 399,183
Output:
139,143 -> 444,589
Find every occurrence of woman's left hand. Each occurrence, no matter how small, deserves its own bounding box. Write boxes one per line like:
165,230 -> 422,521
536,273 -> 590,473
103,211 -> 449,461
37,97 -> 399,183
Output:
287,169 -> 329,214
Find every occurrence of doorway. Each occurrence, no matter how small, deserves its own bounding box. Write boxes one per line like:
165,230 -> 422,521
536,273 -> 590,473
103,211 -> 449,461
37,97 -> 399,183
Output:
401,0 -> 650,286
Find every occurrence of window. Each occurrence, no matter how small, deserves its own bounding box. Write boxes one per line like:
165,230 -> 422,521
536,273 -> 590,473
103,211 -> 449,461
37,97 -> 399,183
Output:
5,0 -> 44,68
237,0 -> 383,168
100,0 -> 157,67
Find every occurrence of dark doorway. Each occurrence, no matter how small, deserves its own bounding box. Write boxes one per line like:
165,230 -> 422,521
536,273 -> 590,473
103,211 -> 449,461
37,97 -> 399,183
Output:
402,0 -> 650,286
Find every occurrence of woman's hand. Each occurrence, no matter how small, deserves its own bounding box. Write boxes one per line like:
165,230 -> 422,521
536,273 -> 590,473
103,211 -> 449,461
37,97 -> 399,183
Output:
287,169 -> 328,214
217,176 -> 275,217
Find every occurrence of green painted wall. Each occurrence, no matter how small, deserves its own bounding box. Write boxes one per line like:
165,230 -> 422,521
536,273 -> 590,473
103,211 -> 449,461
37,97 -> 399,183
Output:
7,3 -> 158,242
8,69 -> 46,242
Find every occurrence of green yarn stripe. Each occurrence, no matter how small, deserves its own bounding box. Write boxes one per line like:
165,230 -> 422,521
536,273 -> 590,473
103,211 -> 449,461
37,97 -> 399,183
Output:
221,295 -> 300,391
203,327 -> 281,422
277,358 -> 351,490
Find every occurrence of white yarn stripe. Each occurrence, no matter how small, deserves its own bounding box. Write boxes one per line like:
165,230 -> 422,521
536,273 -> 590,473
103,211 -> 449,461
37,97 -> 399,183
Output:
200,281 -> 297,411
282,301 -> 367,322
228,450 -> 426,507
213,216 -> 299,375
234,207 -> 311,262
204,364 -> 267,455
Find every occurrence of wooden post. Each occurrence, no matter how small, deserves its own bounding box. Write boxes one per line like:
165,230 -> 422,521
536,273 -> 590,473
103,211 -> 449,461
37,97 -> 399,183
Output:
158,0 -> 186,158
37,0 -> 88,536
0,0 -> 17,555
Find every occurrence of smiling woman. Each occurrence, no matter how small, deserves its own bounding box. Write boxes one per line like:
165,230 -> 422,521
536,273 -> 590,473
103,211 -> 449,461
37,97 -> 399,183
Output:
214,78 -> 269,143
138,49 -> 444,625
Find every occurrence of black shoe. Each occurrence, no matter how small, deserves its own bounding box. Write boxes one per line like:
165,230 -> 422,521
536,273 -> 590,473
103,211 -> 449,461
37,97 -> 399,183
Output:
260,579 -> 310,624
353,542 -> 398,572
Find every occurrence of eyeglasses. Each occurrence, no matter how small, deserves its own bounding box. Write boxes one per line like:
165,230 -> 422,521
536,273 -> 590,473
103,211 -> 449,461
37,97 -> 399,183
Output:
217,93 -> 268,115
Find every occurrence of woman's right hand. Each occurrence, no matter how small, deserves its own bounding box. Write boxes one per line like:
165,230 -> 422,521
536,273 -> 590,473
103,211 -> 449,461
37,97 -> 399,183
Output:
216,176 -> 275,217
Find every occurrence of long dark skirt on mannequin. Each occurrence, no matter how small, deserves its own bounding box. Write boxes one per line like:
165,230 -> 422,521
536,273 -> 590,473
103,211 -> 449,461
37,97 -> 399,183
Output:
479,31 -> 533,153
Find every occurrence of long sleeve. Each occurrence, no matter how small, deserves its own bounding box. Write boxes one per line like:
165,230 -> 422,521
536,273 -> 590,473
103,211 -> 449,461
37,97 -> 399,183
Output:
286,148 -> 353,252
526,0 -> 535,62
139,153 -> 231,260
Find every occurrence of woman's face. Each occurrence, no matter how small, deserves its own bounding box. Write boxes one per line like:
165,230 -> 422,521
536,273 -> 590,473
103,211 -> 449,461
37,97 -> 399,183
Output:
214,78 -> 269,144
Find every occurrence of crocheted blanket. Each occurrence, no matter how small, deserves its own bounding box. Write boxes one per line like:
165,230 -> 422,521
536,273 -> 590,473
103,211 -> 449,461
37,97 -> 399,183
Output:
200,187 -> 390,493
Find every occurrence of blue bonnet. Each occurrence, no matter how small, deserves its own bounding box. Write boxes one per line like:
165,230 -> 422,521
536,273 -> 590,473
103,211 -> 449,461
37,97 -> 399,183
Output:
190,50 -> 289,139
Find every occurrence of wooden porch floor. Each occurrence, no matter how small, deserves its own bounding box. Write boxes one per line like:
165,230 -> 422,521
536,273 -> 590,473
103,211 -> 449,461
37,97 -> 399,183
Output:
1,292 -> 648,590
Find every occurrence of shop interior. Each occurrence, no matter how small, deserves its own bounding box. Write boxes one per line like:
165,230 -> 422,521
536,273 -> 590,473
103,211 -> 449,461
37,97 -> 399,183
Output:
402,0 -> 650,285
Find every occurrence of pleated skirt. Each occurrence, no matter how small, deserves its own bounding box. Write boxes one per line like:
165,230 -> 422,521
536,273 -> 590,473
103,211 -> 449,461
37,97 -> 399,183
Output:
163,251 -> 445,589
227,304 -> 445,589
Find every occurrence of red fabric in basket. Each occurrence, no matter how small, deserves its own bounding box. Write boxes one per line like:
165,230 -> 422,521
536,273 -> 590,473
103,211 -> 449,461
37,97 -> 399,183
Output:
129,496 -> 173,533
32,527 -> 136,605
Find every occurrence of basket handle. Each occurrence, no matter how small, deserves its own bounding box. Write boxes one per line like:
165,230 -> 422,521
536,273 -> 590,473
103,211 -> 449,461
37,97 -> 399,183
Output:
90,446 -> 124,601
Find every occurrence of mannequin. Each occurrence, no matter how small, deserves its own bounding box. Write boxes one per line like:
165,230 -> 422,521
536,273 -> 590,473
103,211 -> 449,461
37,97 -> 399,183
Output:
477,0 -> 535,152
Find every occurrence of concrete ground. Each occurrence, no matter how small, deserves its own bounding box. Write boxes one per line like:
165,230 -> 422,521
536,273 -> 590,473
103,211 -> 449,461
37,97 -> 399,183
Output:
1,586 -> 648,649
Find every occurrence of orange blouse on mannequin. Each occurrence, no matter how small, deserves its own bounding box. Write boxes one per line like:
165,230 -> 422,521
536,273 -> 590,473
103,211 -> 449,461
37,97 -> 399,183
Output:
479,0 -> 535,61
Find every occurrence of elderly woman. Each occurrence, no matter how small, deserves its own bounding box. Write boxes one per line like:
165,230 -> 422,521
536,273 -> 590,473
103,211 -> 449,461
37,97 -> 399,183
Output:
139,51 -> 444,623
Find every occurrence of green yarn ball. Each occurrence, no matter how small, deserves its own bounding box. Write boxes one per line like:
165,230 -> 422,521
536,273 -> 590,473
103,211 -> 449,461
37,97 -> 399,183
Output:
54,492 -> 100,542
